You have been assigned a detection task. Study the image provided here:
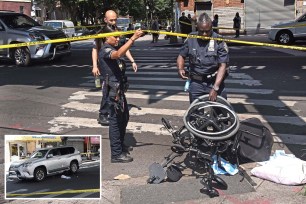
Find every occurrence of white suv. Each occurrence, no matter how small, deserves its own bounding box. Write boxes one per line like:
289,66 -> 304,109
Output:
268,12 -> 306,44
8,146 -> 82,181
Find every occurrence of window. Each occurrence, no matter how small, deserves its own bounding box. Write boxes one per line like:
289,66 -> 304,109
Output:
49,148 -> 61,157
1,14 -> 40,29
298,14 -> 306,22
0,22 -> 4,31
59,147 -> 70,155
68,147 -> 75,153
20,6 -> 24,14
31,150 -> 48,158
35,10 -> 41,17
43,22 -> 63,29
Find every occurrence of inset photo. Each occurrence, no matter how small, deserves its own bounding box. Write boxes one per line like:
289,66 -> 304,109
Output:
5,135 -> 101,199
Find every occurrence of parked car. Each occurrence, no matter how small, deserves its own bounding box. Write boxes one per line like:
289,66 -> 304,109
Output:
8,146 -> 82,181
134,23 -> 142,30
0,11 -> 71,66
268,12 -> 306,44
117,17 -> 131,31
43,20 -> 75,37
74,27 -> 95,36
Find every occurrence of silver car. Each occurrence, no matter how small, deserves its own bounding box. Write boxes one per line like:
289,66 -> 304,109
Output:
0,11 -> 71,66
268,12 -> 306,44
8,146 -> 82,181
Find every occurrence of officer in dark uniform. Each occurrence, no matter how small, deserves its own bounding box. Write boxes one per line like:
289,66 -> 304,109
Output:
99,26 -> 143,163
177,12 -> 229,103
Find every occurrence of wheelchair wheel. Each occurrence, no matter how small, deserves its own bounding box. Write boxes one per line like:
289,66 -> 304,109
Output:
183,96 -> 240,140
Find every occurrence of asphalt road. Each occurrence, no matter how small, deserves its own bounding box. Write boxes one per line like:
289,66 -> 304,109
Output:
0,34 -> 306,203
5,164 -> 100,198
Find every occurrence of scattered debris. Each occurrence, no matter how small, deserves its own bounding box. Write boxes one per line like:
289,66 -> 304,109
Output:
61,175 -> 71,179
114,174 -> 131,180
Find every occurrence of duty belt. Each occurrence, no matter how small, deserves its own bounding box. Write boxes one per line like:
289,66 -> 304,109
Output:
190,72 -> 217,81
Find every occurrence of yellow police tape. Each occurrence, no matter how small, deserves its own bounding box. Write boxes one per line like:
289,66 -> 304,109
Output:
0,29 -> 306,51
6,188 -> 100,197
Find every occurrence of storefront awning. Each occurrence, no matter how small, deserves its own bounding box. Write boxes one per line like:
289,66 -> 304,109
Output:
6,135 -> 62,142
84,136 -> 100,144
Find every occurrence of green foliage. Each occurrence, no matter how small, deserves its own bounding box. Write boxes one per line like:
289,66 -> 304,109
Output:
36,0 -> 174,24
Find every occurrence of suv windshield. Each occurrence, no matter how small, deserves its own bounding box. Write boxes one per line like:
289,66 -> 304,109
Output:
0,14 -> 40,29
30,149 -> 49,158
44,22 -> 62,29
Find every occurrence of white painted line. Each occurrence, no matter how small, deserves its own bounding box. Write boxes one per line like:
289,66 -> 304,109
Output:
126,77 -> 262,86
6,189 -> 28,194
129,84 -> 274,94
127,71 -> 177,75
48,117 -> 305,144
48,117 -> 168,135
72,192 -> 97,198
78,83 -> 273,94
61,101 -> 306,125
65,94 -> 297,108
43,189 -> 72,198
68,90 -> 304,105
62,101 -> 185,116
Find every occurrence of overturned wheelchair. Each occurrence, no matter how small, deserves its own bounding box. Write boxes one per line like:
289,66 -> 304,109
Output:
147,95 -> 271,197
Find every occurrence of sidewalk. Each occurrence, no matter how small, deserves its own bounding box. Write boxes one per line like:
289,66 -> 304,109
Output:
102,148 -> 306,204
135,32 -> 273,48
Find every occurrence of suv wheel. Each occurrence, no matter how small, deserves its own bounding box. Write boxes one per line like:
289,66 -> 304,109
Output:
34,167 -> 46,181
14,47 -> 31,66
70,161 -> 78,174
276,31 -> 293,44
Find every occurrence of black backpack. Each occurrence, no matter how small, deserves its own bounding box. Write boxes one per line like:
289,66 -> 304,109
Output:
237,118 -> 274,162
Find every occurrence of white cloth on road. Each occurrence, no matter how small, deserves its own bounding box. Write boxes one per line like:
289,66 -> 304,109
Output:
251,150 -> 306,185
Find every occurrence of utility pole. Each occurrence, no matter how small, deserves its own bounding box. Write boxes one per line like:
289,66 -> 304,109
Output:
87,136 -> 92,160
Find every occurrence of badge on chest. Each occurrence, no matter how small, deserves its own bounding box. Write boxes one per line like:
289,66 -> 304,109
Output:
208,40 -> 215,52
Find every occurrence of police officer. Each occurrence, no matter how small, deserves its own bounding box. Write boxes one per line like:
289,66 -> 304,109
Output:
177,12 -> 229,103
92,10 -> 138,126
99,26 -> 143,163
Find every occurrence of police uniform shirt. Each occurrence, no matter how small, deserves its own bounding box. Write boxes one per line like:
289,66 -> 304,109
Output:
98,43 -> 125,82
179,32 -> 229,75
93,38 -> 103,50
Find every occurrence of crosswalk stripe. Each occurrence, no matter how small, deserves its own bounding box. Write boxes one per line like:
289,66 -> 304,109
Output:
130,84 -> 274,94
78,82 -> 273,94
124,77 -> 263,86
68,90 -> 302,106
67,93 -> 297,107
48,117 -> 305,144
83,76 -> 262,86
61,101 -> 306,125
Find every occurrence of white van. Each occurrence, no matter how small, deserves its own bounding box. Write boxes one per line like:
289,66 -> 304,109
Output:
117,17 -> 131,31
43,20 -> 75,37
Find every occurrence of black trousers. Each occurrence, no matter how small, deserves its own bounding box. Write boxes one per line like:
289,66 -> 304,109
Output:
108,95 -> 129,158
99,80 -> 109,116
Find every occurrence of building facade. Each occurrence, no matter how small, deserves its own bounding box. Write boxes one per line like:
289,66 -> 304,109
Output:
178,0 -> 304,34
0,0 -> 31,16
